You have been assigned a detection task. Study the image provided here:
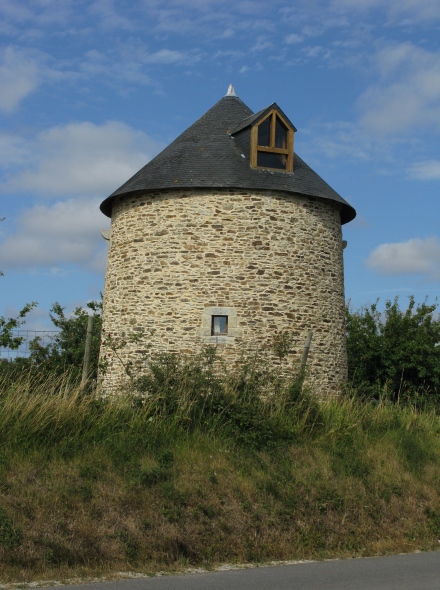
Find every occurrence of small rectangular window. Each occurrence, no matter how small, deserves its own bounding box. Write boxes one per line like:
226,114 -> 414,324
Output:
211,315 -> 228,335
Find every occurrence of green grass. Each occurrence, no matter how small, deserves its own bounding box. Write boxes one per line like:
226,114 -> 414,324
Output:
0,356 -> 439,583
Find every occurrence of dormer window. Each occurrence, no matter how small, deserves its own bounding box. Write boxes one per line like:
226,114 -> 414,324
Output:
250,110 -> 294,172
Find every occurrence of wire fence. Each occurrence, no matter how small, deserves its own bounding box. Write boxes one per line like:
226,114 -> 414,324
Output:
0,330 -> 61,360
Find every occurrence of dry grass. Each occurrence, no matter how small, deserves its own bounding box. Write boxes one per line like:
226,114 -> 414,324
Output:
0,365 -> 439,583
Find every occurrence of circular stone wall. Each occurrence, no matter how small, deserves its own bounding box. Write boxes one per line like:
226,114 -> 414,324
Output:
100,188 -> 348,393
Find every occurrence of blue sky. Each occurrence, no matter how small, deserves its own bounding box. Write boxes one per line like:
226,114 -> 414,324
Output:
0,0 -> 439,331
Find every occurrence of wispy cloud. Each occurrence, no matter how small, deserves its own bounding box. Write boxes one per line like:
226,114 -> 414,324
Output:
331,0 -> 440,23
300,120 -> 405,163
0,46 -> 39,112
302,45 -> 324,58
0,133 -> 29,167
78,43 -> 202,93
0,198 -> 108,273
250,37 -> 273,53
213,49 -> 246,60
366,237 -> 440,280
408,160 -> 440,180
0,0 -> 75,29
79,49 -> 153,88
1,121 -> 163,198
358,43 -> 440,135
303,42 -> 440,166
284,33 -> 304,44
143,48 -> 201,65
88,0 -> 136,31
146,1 -> 272,38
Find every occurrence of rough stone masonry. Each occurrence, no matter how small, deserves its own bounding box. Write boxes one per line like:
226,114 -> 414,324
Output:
98,88 -> 355,394
100,188 -> 348,392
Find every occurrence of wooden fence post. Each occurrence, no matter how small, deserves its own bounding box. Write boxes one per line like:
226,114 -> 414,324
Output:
300,331 -> 313,373
81,316 -> 94,390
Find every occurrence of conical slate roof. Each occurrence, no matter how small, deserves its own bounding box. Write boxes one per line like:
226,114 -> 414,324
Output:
100,92 -> 356,224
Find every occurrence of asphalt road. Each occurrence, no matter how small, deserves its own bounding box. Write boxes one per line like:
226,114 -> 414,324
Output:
46,551 -> 439,590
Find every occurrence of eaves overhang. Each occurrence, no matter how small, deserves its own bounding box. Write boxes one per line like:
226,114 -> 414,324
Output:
100,93 -> 356,225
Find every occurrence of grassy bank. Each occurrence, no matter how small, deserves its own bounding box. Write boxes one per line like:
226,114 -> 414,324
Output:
0,357 -> 439,582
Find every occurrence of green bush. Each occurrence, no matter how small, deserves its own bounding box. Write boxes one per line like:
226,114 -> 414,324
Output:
346,296 -> 440,404
0,303 -> 37,350
2,294 -> 440,411
28,301 -> 102,381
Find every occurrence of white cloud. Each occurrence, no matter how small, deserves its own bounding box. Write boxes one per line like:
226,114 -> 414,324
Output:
284,33 -> 303,44
88,0 -> 135,31
300,120 -> 403,163
303,45 -> 323,58
0,0 -> 76,28
408,160 -> 440,180
2,121 -> 163,198
393,0 -> 440,20
150,1 -> 271,38
358,44 -> 440,135
79,44 -> 201,92
0,0 -> 34,24
213,49 -> 245,60
0,46 -> 39,112
366,237 -> 440,279
142,49 -> 201,65
0,120 -> 163,274
0,198 -> 108,272
0,133 -> 29,167
331,0 -> 440,23
250,37 -> 273,53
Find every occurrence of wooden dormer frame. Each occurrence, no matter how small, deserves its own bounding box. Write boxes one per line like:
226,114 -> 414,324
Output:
250,109 -> 295,173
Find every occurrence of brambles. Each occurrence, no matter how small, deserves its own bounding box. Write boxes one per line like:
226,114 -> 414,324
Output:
99,327 -> 148,378
270,329 -> 295,361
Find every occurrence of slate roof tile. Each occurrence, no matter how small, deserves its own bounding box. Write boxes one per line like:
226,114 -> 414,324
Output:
100,94 -> 356,224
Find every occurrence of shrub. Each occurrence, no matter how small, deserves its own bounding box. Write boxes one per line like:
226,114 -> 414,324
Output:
28,300 -> 102,381
346,296 -> 440,405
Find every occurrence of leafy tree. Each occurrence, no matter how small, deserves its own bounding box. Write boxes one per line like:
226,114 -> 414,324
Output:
346,297 -> 440,402
0,303 -> 37,350
29,300 -> 102,380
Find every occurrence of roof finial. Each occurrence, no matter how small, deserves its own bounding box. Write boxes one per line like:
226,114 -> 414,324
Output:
226,84 -> 236,96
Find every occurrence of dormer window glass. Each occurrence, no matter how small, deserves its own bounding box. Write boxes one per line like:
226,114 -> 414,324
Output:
275,118 -> 288,148
251,110 -> 294,173
258,117 -> 271,146
257,151 -> 287,170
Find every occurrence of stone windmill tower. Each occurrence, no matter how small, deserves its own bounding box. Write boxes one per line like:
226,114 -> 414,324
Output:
99,86 -> 356,392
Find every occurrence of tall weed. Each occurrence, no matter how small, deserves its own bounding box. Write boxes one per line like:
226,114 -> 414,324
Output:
0,354 -> 439,580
